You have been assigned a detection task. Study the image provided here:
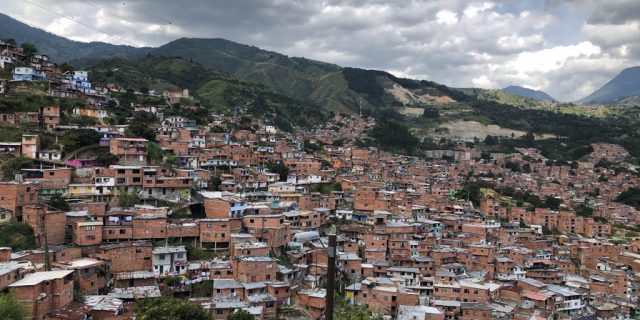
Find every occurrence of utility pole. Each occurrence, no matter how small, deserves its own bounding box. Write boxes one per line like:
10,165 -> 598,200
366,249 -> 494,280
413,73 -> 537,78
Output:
325,234 -> 337,320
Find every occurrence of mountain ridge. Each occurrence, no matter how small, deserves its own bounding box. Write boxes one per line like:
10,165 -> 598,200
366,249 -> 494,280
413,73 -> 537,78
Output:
502,85 -> 557,102
580,66 -> 640,104
0,13 -> 151,62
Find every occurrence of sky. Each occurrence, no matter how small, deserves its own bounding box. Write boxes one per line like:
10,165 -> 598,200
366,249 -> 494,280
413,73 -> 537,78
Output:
2,0 -> 639,101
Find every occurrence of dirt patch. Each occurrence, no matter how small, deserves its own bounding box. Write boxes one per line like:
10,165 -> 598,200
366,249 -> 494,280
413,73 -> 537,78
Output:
399,107 -> 425,117
432,120 -> 556,141
386,83 -> 455,105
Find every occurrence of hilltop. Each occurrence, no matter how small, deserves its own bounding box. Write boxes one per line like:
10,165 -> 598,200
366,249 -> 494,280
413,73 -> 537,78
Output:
502,86 -> 557,102
0,13 -> 150,62
82,55 -> 326,130
581,66 -> 640,104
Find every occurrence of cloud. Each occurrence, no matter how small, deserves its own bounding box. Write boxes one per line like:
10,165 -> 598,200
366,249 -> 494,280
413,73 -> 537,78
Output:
1,0 -> 639,101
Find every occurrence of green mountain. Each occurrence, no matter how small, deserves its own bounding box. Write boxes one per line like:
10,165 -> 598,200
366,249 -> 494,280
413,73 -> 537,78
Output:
86,55 -> 325,130
151,38 -> 463,114
581,66 -> 640,104
502,86 -> 556,102
0,13 -> 150,62
5,13 -> 640,162
0,15 -> 461,114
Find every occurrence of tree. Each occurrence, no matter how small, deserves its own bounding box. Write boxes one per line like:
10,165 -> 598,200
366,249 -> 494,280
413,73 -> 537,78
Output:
49,193 -> 70,211
422,107 -> 440,118
60,129 -> 101,153
210,175 -> 222,191
483,135 -> 498,145
3,39 -> 17,46
369,120 -> 419,155
0,223 -> 36,251
164,154 -> 178,167
59,62 -> 75,73
126,121 -> 156,141
147,142 -> 164,164
95,151 -> 120,167
266,163 -> 290,182
20,42 -> 38,56
335,297 -> 382,320
617,187 -> 640,210
543,196 -> 562,211
134,296 -> 209,320
0,292 -> 28,320
227,309 -> 256,320
117,190 -> 141,207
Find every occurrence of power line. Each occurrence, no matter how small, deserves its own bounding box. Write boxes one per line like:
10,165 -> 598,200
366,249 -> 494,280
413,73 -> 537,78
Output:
20,0 -> 142,47
77,0 -> 165,29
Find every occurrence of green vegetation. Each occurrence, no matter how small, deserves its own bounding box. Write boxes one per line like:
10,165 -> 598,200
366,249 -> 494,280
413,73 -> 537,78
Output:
61,115 -> 98,127
87,55 -> 326,131
0,94 -> 84,114
191,280 -> 213,298
153,37 -> 340,105
20,42 -> 37,55
162,276 -> 182,287
422,107 -> 440,118
185,244 -> 217,260
335,297 -> 382,320
60,129 -> 101,153
311,182 -> 343,195
303,140 -> 323,153
73,291 -> 85,303
49,193 -> 70,211
125,111 -> 158,141
0,292 -> 28,320
616,187 -> 640,210
0,127 -> 26,142
369,120 -> 419,155
1,156 -> 34,181
94,150 -> 120,167
574,204 -> 594,218
0,223 -> 37,251
134,296 -> 209,320
227,309 -> 256,320
117,189 -> 142,207
266,163 -> 290,182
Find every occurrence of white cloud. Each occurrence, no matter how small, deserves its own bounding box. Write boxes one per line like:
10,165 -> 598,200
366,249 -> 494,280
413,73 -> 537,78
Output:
1,0 -> 639,101
508,41 -> 601,74
436,10 -> 458,25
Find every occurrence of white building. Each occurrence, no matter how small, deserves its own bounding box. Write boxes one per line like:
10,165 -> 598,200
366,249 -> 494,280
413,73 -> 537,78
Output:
152,246 -> 188,276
